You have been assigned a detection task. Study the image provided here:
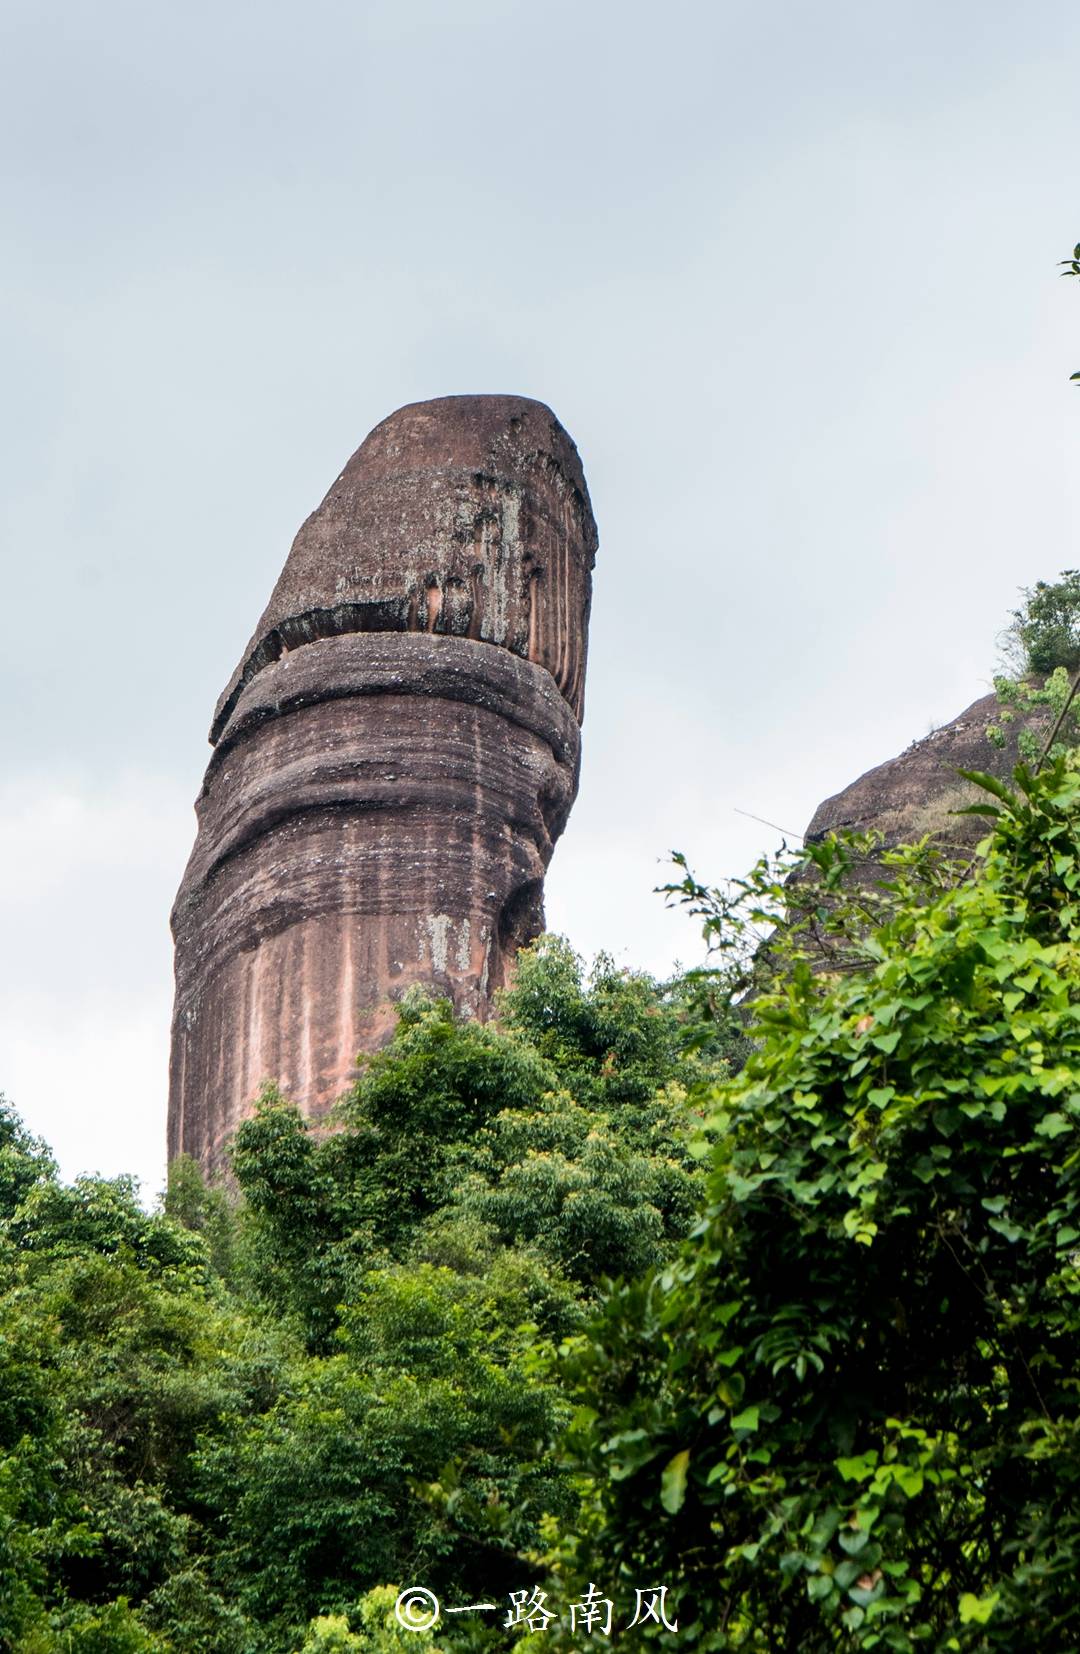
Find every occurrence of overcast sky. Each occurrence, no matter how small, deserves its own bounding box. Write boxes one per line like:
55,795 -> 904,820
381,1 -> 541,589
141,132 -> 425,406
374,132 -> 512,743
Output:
2,0 -> 1078,1196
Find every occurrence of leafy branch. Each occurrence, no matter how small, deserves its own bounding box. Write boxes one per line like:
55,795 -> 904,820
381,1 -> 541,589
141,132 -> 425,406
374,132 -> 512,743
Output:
1061,239 -> 1080,384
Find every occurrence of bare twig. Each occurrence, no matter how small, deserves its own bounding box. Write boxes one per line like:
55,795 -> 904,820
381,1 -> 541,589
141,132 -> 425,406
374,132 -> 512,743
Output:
733,807 -> 805,841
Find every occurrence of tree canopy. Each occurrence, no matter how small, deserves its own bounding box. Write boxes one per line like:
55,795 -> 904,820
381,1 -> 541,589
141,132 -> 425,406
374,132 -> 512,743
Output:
0,942 -> 720,1652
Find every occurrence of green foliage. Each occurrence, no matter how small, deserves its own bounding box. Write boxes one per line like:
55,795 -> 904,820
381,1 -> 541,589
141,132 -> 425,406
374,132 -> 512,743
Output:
447,1084 -> 698,1284
989,665 -> 1080,766
560,758 -> 1080,1650
16,761 -> 1080,1652
296,1616 -> 365,1653
0,1147 -> 260,1652
0,1093 -> 54,1218
999,569 -> 1080,677
0,940 -> 708,1651
661,823 -> 962,997
230,974 -> 710,1345
164,1152 -> 238,1279
497,936 -> 720,1105
989,568 -> 1080,766
191,967 -> 708,1637
192,1266 -> 572,1627
25,752 -> 1080,1649
293,1587 -> 445,1653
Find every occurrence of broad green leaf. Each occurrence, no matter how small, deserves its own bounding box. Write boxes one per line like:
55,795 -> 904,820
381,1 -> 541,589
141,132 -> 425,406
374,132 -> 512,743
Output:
959,1591 -> 1000,1624
660,1448 -> 690,1514
836,1452 -> 878,1482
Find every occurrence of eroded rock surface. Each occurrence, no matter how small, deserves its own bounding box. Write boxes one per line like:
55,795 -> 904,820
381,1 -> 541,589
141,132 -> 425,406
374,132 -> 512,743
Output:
169,396 -> 597,1174
805,689 -> 1040,853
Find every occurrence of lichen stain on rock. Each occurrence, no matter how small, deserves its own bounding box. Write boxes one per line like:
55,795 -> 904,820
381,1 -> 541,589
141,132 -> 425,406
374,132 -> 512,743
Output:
425,913 -> 452,976
455,915 -> 471,974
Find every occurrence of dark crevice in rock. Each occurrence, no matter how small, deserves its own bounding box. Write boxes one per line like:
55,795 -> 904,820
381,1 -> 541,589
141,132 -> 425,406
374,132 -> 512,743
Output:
210,599 -> 539,745
208,634 -> 582,773
496,878 -> 545,959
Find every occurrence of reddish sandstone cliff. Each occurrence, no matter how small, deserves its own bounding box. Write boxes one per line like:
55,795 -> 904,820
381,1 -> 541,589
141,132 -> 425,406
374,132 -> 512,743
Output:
169,396 -> 597,1174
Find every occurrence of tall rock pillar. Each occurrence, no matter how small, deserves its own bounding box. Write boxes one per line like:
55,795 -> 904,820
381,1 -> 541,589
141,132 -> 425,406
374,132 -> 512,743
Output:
168,395 -> 597,1174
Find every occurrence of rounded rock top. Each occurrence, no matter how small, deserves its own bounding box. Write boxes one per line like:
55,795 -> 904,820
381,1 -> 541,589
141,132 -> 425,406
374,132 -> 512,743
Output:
212,394 -> 598,742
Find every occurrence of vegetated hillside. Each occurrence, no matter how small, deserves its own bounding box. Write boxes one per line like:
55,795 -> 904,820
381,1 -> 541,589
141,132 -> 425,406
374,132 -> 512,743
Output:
0,939 -> 728,1653
560,755 -> 1080,1651
9,572 -> 1080,1652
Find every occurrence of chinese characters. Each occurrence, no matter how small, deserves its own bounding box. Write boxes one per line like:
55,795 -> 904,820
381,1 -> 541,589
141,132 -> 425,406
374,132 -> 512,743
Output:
395,1583 -> 677,1635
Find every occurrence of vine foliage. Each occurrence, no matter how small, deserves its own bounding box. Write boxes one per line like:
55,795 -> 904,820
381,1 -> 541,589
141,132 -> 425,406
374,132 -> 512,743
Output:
559,758 -> 1080,1651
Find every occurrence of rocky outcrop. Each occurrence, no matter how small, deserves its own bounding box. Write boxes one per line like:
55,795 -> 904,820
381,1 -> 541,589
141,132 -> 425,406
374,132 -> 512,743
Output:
805,688 -> 1042,852
169,395 -> 597,1175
